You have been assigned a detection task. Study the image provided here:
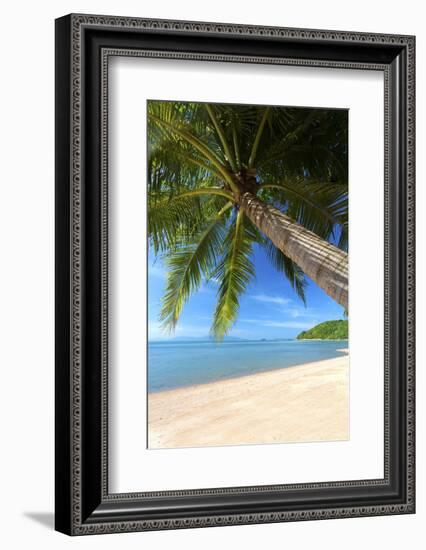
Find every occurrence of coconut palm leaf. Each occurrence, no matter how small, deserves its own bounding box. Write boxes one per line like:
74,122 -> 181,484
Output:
210,210 -> 257,339
258,177 -> 348,246
148,102 -> 238,193
256,109 -> 348,182
248,106 -> 271,168
160,202 -> 233,331
148,190 -> 231,253
148,192 -> 203,253
205,103 -> 238,172
148,142 -> 223,195
204,103 -> 264,168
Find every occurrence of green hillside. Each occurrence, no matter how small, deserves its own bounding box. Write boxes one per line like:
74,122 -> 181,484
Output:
296,320 -> 348,340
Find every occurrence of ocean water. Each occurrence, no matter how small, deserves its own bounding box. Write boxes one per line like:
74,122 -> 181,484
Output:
148,339 -> 347,393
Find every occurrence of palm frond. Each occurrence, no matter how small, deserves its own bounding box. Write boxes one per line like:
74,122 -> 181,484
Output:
148,104 -> 238,193
148,190 -> 230,253
177,188 -> 234,201
248,107 -> 270,168
148,192 -> 201,253
205,104 -> 238,171
210,103 -> 260,168
159,203 -> 232,331
258,177 -> 348,245
210,210 -> 256,340
148,139 -> 223,200
256,109 -> 348,182
149,144 -> 224,191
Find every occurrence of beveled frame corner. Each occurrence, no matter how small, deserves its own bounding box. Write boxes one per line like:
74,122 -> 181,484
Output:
55,13 -> 415,535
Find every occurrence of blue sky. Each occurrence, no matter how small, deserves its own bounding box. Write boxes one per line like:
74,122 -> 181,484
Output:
148,244 -> 345,341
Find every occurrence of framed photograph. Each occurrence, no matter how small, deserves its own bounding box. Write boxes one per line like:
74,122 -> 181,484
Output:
55,14 -> 415,535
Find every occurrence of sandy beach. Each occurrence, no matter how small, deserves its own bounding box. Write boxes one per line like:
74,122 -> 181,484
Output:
148,350 -> 349,449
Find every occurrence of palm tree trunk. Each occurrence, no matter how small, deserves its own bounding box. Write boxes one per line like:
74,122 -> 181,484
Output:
240,192 -> 348,309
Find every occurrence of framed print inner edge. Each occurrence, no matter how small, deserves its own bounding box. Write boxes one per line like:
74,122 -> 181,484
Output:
55,13 -> 415,535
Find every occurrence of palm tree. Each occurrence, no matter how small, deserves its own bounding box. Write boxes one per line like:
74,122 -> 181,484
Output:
148,101 -> 348,339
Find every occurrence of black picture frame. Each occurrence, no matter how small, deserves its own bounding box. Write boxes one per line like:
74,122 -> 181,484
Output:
55,13 -> 415,535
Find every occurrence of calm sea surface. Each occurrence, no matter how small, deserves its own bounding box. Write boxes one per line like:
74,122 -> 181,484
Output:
148,340 -> 347,393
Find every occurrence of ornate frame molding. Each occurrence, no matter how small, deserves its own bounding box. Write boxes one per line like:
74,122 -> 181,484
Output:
55,14 -> 415,535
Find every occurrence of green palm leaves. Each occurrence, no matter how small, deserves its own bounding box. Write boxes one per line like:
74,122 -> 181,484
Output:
148,100 -> 348,339
258,177 -> 348,250
211,211 -> 261,339
160,202 -> 232,331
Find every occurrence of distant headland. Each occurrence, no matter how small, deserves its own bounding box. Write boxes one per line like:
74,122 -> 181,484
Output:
296,320 -> 348,340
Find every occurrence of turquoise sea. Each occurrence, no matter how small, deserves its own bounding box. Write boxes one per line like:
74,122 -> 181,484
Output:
148,339 -> 347,393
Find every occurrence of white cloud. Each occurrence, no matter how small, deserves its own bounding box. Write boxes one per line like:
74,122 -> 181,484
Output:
249,294 -> 320,320
285,307 -> 317,319
149,264 -> 165,279
250,294 -> 292,306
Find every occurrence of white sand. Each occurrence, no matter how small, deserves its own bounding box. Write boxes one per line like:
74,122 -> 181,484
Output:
148,353 -> 349,449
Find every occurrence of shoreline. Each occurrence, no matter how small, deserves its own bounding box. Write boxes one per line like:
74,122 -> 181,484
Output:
149,346 -> 349,395
296,338 -> 349,342
148,353 -> 349,449
149,347 -> 349,395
